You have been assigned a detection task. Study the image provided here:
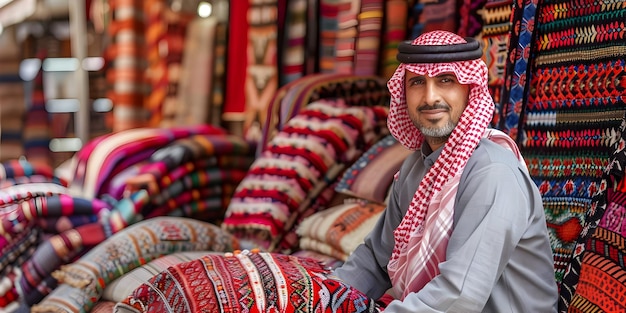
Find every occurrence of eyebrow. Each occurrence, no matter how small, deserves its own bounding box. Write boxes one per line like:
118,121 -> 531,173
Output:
436,73 -> 457,79
406,73 -> 457,82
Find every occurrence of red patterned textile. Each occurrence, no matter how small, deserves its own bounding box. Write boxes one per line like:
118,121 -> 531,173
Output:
223,99 -> 388,252
222,0 -> 249,125
106,0 -> 147,131
243,0 -> 279,139
568,227 -> 626,312
31,217 -> 239,313
115,251 -> 379,313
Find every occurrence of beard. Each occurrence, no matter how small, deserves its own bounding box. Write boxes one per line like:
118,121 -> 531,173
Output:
415,120 -> 456,138
410,103 -> 457,138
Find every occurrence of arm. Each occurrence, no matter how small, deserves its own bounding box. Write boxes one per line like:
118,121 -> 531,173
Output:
333,177 -> 404,299
384,163 -> 533,312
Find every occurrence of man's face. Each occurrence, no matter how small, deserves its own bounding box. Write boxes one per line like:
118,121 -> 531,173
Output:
404,70 -> 470,139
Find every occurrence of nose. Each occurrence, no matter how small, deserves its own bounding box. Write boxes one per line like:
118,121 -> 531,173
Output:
424,81 -> 441,105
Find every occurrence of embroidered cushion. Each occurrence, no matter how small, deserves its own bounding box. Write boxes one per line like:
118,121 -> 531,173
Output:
30,217 -> 240,313
103,251 -> 211,302
114,251 -> 379,313
223,99 -> 388,252
335,135 -> 411,204
296,201 -> 385,261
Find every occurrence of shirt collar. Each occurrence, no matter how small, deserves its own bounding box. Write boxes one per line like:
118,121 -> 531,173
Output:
421,143 -> 443,167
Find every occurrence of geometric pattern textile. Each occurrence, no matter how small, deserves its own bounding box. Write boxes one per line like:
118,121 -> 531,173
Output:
31,217 -> 240,313
567,227 -> 626,313
477,0 -> 512,128
103,251 -> 211,302
560,114 -> 626,311
514,0 -> 626,294
278,0 -> 308,85
497,0 -> 536,139
114,250 -> 380,313
106,0 -> 147,131
259,74 -> 390,152
297,201 -> 385,261
335,134 -> 411,204
223,99 -> 388,252
379,0 -> 408,80
242,0 -> 279,139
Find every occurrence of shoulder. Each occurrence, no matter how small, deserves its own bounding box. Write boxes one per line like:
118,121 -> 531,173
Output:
468,138 -> 525,172
461,138 -> 534,193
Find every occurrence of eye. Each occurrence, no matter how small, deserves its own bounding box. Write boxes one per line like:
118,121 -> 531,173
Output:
408,77 -> 425,86
441,75 -> 460,84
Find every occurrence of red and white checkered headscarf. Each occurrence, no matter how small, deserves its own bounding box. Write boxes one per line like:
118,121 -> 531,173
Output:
386,30 -> 494,299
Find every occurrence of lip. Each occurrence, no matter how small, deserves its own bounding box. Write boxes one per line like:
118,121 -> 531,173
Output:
419,109 -> 448,119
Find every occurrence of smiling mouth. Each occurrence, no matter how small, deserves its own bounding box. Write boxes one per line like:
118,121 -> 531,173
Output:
419,108 -> 448,113
419,107 -> 448,118
418,104 -> 449,112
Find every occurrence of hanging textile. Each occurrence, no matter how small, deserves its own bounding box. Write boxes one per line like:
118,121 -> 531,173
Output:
318,0 -> 340,73
222,0 -> 249,135
412,0 -> 458,37
175,16 -> 218,126
23,51 -> 52,167
0,28 -> 25,162
508,0 -> 626,300
498,0 -> 536,137
334,0 -> 361,74
478,0 -> 513,128
457,0 -> 486,38
243,0 -> 279,140
159,9 -> 195,126
143,0 -> 168,127
278,0 -> 308,85
106,0 -> 147,131
353,0 -> 384,76
380,0 -> 408,80
209,0 -> 230,127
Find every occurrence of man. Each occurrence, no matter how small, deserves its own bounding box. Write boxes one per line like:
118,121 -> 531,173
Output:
333,30 -> 558,312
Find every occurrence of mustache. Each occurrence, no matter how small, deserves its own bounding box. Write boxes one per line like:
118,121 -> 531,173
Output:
418,103 -> 450,111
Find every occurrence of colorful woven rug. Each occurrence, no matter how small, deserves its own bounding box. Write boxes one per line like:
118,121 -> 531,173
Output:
31,217 -> 240,313
507,0 -> 626,301
114,250 -> 379,313
0,28 -> 25,163
296,201 -> 385,261
278,0 -> 308,85
223,99 -> 388,252
559,114 -> 626,311
106,0 -> 147,131
243,0 -> 279,140
477,0 -> 512,128
222,0 -> 249,131
260,73 -> 390,152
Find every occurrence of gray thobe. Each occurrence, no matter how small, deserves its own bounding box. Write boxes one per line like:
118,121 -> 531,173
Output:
334,138 -> 558,313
